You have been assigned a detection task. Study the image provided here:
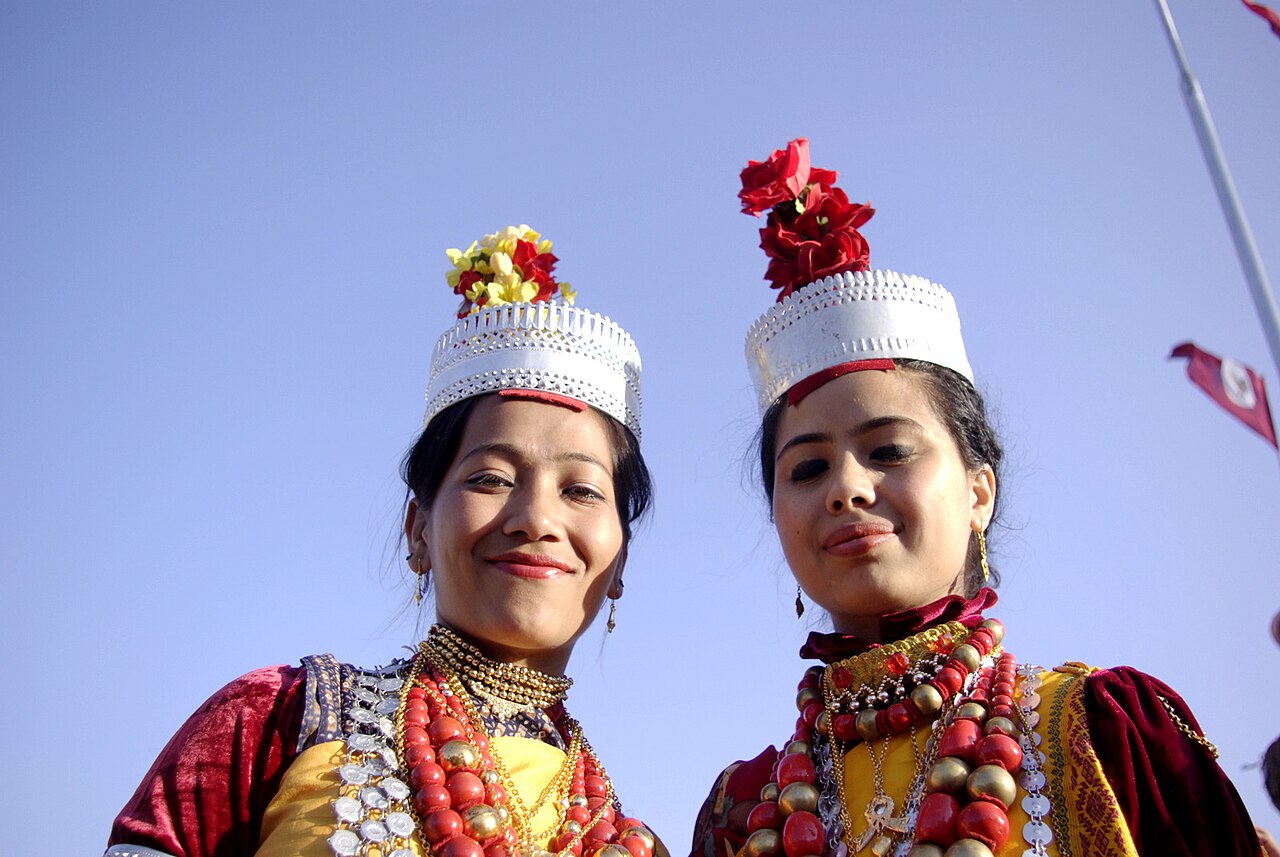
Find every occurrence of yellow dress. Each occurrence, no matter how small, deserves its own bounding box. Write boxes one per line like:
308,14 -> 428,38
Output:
258,736 -> 571,856
833,666 -> 1135,857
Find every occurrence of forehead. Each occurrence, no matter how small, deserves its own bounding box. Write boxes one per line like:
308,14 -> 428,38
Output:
458,395 -> 617,467
778,370 -> 944,436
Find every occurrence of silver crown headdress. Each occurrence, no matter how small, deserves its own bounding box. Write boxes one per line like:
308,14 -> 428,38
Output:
745,269 -> 972,414
423,301 -> 642,437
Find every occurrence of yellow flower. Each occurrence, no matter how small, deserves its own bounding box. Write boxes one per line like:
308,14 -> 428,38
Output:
510,280 -> 539,303
536,239 -> 553,254
559,281 -> 577,304
445,241 -> 477,269
446,268 -> 461,288
484,283 -> 510,308
480,225 -> 541,256
489,251 -> 514,279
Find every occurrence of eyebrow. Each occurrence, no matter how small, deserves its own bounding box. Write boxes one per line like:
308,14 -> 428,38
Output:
775,415 -> 925,463
458,442 -> 611,473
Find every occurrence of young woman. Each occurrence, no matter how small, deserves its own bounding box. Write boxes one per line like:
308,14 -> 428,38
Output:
104,226 -> 663,857
691,140 -> 1260,857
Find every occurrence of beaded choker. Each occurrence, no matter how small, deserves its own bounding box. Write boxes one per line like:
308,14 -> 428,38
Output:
424,625 -> 573,720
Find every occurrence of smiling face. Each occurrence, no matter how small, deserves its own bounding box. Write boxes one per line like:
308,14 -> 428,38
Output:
771,369 -> 995,638
404,395 -> 625,673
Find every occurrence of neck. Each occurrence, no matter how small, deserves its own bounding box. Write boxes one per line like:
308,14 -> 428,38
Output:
433,622 -> 572,677
830,614 -> 885,643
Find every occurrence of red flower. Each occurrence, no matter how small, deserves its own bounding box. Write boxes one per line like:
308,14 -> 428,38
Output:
741,138 -> 875,298
759,223 -> 871,300
740,138 -> 825,216
529,268 -> 559,302
454,268 -> 482,296
791,184 -> 874,242
511,239 -> 559,279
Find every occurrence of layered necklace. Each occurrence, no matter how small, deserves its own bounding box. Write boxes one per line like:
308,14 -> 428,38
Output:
741,619 -> 1053,857
396,625 -> 658,857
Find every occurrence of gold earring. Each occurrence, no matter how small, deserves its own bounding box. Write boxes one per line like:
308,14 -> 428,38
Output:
795,585 -> 805,618
976,528 -> 990,585
415,570 -> 428,605
606,599 -> 617,633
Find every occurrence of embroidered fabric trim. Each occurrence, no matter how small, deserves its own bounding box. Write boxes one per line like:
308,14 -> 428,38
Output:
299,653 -> 343,752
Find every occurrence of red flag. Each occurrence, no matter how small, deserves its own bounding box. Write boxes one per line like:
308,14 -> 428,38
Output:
1243,0 -> 1280,38
1170,342 -> 1277,447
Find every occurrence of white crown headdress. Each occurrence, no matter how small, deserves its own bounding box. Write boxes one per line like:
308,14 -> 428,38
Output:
423,225 -> 642,438
738,139 -> 972,414
745,269 -> 972,413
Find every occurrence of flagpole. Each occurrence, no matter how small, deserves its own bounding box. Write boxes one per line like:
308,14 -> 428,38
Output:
1153,0 -> 1280,383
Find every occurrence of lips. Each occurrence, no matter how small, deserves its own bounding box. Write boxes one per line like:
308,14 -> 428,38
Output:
822,521 -> 896,557
487,551 -> 573,579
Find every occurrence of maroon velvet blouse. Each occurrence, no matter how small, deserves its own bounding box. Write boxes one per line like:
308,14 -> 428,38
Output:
106,665 -> 308,857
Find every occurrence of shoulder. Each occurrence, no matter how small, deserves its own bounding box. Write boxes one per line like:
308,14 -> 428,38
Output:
1033,663 -> 1259,856
197,664 -> 307,712
689,746 -> 778,857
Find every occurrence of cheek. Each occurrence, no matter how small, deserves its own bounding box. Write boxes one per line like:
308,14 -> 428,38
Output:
771,492 -> 810,552
572,510 -> 624,569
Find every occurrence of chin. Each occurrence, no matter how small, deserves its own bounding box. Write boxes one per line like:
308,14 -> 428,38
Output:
830,579 -> 925,619
489,610 -> 587,657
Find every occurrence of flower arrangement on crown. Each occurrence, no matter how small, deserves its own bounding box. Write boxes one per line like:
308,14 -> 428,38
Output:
739,137 -> 876,301
446,224 -> 576,317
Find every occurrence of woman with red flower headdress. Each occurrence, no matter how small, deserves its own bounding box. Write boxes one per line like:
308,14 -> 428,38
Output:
691,139 -> 1261,857
103,226 -> 666,857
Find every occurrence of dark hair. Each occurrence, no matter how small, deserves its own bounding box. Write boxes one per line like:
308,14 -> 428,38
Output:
757,359 -> 1004,593
401,394 -> 653,546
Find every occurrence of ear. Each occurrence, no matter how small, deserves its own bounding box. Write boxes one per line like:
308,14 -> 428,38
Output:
969,465 -> 996,532
607,544 -> 627,600
405,499 -> 430,573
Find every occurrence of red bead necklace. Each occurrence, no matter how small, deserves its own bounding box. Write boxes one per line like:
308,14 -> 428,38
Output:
742,619 -> 1025,857
397,640 -> 657,857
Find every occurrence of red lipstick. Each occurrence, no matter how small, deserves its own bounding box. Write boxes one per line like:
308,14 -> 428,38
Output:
822,521 -> 896,557
488,552 -> 572,579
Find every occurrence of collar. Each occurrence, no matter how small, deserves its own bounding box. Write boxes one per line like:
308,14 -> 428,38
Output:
799,588 -> 999,663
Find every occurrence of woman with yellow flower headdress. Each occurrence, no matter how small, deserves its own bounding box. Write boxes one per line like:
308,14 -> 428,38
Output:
104,226 -> 664,857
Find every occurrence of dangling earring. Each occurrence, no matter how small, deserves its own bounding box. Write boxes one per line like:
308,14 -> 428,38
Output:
408,554 -> 428,605
606,599 -> 618,633
976,528 -> 990,585
795,585 -> 805,618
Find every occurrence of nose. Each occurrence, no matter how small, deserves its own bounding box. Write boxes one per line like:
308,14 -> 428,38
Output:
827,454 -> 874,514
502,480 -> 563,541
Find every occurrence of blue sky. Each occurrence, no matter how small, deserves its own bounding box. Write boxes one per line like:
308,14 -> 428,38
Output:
4,2 -> 1280,851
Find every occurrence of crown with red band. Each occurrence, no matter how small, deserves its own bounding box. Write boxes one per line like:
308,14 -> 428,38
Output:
740,139 -> 973,414
424,225 -> 643,438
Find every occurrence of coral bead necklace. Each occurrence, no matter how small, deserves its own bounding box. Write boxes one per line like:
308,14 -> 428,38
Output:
397,626 -> 657,857
742,619 -> 1035,857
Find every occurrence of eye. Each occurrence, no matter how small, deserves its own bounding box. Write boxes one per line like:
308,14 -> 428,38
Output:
788,459 -> 829,483
871,444 -> 913,463
466,472 -> 513,490
564,483 -> 608,503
